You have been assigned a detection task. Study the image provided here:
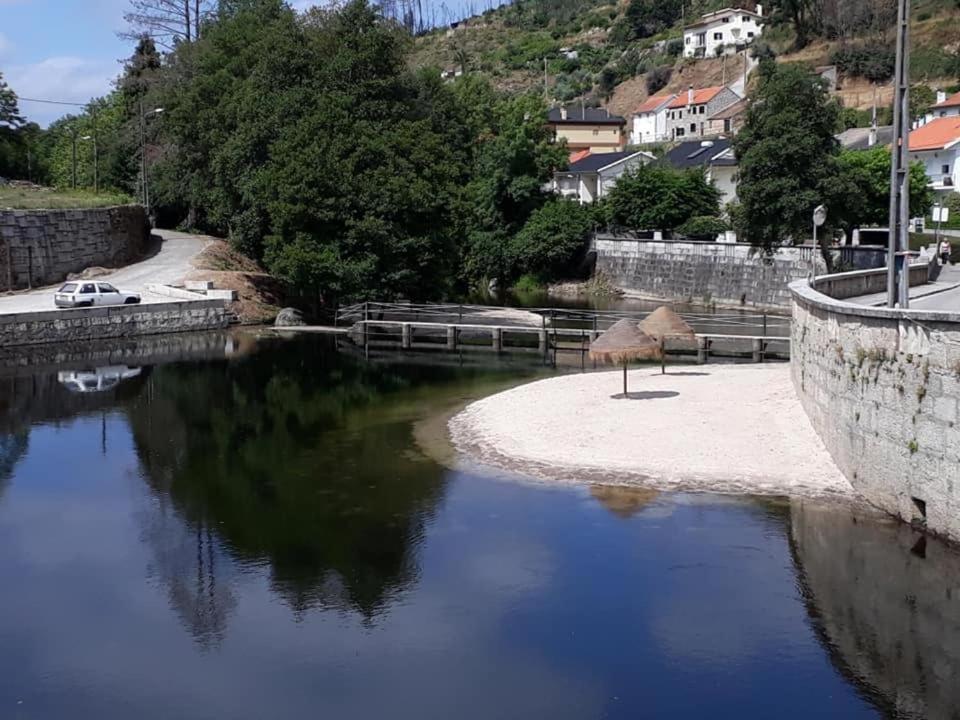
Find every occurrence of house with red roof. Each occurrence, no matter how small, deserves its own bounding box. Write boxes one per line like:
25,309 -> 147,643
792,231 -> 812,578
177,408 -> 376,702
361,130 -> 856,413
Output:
629,94 -> 676,145
908,116 -> 960,197
665,86 -> 741,140
929,91 -> 960,120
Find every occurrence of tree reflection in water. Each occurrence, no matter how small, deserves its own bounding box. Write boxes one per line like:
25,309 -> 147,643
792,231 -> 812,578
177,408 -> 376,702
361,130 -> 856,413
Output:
790,498 -> 960,720
125,335 -> 485,629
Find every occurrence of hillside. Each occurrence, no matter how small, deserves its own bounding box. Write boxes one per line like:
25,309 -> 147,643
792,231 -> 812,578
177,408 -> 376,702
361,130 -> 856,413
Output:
411,0 -> 960,118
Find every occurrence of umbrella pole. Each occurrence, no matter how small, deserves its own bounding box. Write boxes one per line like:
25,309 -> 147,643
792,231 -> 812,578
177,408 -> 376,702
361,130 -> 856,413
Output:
660,337 -> 666,375
623,362 -> 628,396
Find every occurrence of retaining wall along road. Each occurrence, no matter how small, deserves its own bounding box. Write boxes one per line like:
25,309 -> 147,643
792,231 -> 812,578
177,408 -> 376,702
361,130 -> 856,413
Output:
790,277 -> 960,542
0,300 -> 230,348
593,237 -> 886,310
0,205 -> 149,290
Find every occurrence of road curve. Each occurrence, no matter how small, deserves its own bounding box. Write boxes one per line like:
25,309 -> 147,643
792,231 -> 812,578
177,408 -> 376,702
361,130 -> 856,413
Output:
0,229 -> 213,315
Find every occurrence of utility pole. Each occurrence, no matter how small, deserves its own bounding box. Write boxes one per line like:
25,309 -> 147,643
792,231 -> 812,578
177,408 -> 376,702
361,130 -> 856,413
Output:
139,98 -> 147,208
887,0 -> 911,308
544,57 -> 548,102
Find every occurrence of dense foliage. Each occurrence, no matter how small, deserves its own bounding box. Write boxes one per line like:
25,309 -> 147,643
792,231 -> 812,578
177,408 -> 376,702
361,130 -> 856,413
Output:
508,198 -> 595,279
603,163 -> 722,233
734,62 -> 845,250
836,147 -> 933,228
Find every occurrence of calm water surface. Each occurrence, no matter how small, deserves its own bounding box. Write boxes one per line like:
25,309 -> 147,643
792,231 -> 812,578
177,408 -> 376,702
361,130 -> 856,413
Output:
1,333 -> 958,719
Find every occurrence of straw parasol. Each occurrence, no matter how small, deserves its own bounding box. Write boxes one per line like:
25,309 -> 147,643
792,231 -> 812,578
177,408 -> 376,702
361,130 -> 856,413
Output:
589,318 -> 661,395
639,306 -> 697,374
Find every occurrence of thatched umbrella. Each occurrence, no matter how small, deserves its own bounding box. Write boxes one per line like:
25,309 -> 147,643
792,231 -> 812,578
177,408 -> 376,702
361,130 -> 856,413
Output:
640,306 -> 697,374
589,318 -> 661,395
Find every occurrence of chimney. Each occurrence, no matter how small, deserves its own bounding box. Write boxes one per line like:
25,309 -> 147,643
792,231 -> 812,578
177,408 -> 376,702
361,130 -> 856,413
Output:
688,86 -> 694,106
755,3 -> 762,17
936,90 -> 947,104
868,104 -> 877,147
560,106 -> 568,120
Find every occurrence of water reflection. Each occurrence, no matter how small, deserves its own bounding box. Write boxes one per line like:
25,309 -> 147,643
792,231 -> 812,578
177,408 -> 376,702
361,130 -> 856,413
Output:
57,365 -> 142,393
790,499 -> 960,720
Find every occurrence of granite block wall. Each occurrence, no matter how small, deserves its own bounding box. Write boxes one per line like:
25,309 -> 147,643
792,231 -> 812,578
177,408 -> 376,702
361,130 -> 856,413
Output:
0,205 -> 149,290
791,280 -> 960,542
0,300 -> 230,348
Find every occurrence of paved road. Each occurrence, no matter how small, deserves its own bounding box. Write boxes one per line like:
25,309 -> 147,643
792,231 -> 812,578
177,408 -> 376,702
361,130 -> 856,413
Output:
846,265 -> 960,310
0,229 -> 212,315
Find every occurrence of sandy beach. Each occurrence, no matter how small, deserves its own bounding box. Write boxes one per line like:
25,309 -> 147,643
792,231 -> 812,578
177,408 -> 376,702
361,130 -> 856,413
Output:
449,363 -> 853,498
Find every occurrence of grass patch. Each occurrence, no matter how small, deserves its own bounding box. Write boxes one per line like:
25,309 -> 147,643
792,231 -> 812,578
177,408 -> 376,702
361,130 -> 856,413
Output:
0,186 -> 134,210
512,273 -> 547,293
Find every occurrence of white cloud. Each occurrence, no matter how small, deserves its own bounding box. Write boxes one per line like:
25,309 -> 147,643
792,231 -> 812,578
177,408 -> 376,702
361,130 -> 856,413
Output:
6,56 -> 119,126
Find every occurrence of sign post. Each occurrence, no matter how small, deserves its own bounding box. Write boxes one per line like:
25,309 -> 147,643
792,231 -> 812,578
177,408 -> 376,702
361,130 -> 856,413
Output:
811,204 -> 827,279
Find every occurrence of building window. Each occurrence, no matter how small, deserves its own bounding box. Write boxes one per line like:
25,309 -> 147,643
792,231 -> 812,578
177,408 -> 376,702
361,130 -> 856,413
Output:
676,128 -> 685,137
690,123 -> 697,133
685,36 -> 691,44
699,106 -> 705,114
943,164 -> 951,174
722,16 -> 730,22
747,31 -> 754,38
714,32 -> 723,40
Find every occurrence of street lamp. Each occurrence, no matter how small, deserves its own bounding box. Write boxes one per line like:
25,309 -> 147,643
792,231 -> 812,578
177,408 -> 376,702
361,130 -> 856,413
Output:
811,204 -> 827,279
80,135 -> 98,194
139,103 -> 164,218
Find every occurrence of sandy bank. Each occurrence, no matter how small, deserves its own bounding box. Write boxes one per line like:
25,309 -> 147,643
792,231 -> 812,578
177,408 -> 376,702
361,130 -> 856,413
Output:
449,364 -> 852,498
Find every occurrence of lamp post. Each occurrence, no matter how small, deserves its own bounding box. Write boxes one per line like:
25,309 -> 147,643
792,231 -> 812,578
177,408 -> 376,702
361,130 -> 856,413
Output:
138,101 -> 164,217
70,127 -> 78,190
80,135 -> 98,194
887,0 -> 911,308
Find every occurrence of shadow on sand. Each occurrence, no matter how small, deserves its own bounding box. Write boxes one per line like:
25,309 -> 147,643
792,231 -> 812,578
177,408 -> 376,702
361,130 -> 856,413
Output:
610,390 -> 680,400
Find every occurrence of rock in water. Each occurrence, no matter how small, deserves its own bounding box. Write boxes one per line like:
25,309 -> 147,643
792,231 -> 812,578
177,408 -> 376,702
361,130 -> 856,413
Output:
275,307 -> 306,326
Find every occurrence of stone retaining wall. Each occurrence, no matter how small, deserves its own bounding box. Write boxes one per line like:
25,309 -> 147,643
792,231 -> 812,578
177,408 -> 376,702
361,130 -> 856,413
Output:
790,279 -> 960,542
593,237 -> 886,310
0,300 -> 230,348
0,205 -> 149,290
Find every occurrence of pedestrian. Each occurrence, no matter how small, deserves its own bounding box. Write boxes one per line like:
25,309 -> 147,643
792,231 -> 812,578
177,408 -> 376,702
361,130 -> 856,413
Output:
940,238 -> 952,266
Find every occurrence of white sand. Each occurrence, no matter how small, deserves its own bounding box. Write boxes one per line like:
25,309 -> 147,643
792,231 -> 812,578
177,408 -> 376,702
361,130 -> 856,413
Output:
449,364 -> 853,498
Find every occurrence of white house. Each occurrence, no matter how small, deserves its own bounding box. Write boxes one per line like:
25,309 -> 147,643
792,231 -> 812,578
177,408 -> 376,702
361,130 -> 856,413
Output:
630,94 -> 676,145
553,150 -> 654,204
908,116 -> 960,198
683,6 -> 764,59
664,139 -> 739,208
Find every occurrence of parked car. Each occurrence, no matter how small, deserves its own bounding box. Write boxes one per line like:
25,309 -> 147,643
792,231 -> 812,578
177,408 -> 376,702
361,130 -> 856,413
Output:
54,281 -> 141,308
57,366 -> 142,393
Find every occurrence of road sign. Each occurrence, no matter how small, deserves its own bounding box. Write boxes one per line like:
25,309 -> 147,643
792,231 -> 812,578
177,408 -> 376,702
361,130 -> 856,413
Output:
813,205 -> 827,227
933,206 -> 950,223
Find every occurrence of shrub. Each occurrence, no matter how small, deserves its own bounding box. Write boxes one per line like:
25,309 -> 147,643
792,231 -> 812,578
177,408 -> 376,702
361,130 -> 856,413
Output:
679,215 -> 729,240
665,38 -> 683,57
645,65 -> 672,95
831,43 -> 895,83
508,198 -> 595,279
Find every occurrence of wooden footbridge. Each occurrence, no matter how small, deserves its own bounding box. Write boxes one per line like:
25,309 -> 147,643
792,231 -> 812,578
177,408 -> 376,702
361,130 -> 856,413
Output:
336,302 -> 790,365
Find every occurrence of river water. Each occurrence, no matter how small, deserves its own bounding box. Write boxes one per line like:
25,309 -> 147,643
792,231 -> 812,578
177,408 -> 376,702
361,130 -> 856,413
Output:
1,332 -> 958,719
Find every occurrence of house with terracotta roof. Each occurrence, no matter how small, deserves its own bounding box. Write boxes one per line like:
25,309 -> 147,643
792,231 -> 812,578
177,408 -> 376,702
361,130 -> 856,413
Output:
908,116 -> 960,196
547,106 -> 627,153
630,94 -> 677,145
665,86 -> 741,140
683,6 -> 764,59
553,150 -> 655,204
929,91 -> 960,120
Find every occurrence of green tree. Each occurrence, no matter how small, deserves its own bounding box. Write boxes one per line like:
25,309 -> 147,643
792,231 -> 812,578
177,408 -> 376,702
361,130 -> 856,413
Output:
734,62 -> 842,251
910,84 -> 936,122
0,72 -> 27,178
508,198 -> 595,279
603,163 -> 721,233
835,147 -> 933,229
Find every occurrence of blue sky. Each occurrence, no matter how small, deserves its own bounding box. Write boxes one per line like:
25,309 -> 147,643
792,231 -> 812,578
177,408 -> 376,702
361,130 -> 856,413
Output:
1,0 -> 478,127
0,0 -> 325,126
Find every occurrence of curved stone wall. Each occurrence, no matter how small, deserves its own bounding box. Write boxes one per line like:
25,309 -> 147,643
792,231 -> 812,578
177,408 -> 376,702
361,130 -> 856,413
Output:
0,205 -> 149,290
790,279 -> 960,541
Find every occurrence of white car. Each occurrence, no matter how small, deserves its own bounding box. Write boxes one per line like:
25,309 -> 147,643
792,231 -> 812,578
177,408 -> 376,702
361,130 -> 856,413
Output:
57,366 -> 142,393
54,281 -> 141,308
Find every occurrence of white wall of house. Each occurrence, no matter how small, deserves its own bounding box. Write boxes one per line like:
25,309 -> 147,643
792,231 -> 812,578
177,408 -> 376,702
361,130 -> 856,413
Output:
683,8 -> 763,58
708,164 -> 739,207
555,174 -> 580,199
631,107 -> 670,144
909,147 -> 960,193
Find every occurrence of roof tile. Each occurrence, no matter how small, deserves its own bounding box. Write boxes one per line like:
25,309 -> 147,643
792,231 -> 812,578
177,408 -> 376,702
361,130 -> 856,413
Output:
668,87 -> 725,108
908,117 -> 960,151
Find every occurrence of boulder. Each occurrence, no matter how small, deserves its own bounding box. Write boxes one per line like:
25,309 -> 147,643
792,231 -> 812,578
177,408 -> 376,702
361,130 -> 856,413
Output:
275,307 -> 306,327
